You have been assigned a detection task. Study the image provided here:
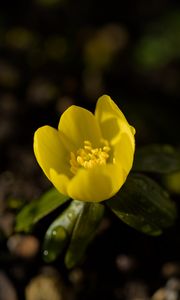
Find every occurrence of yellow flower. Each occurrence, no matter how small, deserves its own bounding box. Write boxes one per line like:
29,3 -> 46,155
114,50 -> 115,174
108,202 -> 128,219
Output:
33,95 -> 135,202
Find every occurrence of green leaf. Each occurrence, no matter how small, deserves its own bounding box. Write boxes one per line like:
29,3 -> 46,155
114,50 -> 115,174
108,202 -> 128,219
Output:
107,174 -> 177,236
43,200 -> 84,262
133,145 -> 180,174
65,202 -> 105,269
15,188 -> 70,232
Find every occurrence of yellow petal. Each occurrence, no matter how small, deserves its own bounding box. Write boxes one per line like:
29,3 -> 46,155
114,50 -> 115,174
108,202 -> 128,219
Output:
114,132 -> 135,175
58,105 -> 102,148
33,125 -> 72,180
50,169 -> 70,195
95,95 -> 135,147
67,164 -> 125,202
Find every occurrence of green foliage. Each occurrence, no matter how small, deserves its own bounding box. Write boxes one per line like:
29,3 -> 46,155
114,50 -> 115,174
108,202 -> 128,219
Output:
133,145 -> 180,174
65,202 -> 104,268
15,144 -> 179,267
15,188 -> 70,232
42,200 -> 104,268
163,171 -> 180,195
43,200 -> 84,263
135,12 -> 180,70
107,174 -> 176,236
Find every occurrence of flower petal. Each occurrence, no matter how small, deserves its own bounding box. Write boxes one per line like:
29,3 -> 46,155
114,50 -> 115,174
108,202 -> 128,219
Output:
95,95 -> 135,147
50,169 -> 70,195
58,105 -> 102,148
114,132 -> 135,175
67,164 -> 125,202
34,125 -> 72,180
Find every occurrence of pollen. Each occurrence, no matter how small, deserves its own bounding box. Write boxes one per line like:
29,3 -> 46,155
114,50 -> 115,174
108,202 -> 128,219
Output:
70,140 -> 111,174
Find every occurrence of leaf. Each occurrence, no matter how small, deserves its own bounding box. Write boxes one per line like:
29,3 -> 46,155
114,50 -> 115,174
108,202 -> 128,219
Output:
133,145 -> 180,174
107,174 -> 177,236
65,202 -> 105,269
15,188 -> 70,232
43,200 -> 84,262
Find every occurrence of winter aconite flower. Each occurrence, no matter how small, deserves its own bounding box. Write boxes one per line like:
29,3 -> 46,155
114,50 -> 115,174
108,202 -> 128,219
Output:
33,95 -> 135,202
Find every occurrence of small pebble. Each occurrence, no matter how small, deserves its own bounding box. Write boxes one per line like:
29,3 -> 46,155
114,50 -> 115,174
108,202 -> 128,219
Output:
162,262 -> 180,278
0,212 -> 15,236
7,234 -> 39,258
152,288 -> 166,300
0,271 -> 18,300
124,280 -> 149,300
68,268 -> 84,285
116,254 -> 137,273
25,273 -> 66,300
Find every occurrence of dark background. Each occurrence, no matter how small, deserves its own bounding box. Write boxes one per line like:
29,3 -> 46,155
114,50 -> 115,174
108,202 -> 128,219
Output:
0,0 -> 180,299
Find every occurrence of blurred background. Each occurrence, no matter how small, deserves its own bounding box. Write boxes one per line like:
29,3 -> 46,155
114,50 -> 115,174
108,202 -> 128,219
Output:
0,0 -> 180,299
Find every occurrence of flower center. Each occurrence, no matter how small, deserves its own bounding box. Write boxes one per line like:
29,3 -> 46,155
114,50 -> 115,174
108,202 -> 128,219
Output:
70,140 -> 111,175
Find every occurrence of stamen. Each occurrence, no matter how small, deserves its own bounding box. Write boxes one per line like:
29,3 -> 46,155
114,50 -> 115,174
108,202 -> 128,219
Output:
70,140 -> 114,174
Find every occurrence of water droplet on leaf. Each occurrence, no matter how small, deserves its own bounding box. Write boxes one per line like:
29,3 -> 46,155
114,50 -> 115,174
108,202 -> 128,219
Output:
43,226 -> 67,262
